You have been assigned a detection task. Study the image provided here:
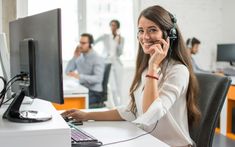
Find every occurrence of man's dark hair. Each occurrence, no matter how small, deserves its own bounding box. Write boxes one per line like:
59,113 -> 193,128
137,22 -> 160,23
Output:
191,37 -> 200,47
110,19 -> 120,29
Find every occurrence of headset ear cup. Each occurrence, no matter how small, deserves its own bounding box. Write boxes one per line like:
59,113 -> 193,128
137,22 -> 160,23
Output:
169,28 -> 177,41
187,38 -> 192,48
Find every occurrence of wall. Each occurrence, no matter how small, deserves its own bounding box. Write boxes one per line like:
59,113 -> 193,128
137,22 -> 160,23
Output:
221,0 -> 235,43
2,0 -> 16,47
0,0 -> 2,32
139,0 -> 235,70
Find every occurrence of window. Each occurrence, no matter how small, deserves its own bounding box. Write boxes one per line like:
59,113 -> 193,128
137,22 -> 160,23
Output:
28,0 -> 78,60
27,0 -> 137,61
86,0 -> 135,60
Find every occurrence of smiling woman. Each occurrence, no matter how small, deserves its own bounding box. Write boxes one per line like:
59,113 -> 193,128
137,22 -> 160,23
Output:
62,5 -> 201,147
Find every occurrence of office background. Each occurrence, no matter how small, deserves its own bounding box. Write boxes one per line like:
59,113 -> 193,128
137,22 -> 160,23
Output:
1,0 -> 235,113
1,0 -> 235,70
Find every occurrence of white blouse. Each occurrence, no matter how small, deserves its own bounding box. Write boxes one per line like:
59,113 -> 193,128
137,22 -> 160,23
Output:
117,61 -> 193,147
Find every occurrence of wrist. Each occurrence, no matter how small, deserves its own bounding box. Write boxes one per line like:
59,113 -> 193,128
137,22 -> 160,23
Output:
86,112 -> 92,120
148,65 -> 160,74
147,67 -> 161,78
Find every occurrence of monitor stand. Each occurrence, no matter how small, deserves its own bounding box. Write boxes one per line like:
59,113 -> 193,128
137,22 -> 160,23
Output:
2,90 -> 52,123
230,61 -> 235,66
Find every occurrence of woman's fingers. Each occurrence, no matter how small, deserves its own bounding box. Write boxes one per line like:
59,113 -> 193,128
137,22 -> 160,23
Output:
159,38 -> 170,53
61,109 -> 77,117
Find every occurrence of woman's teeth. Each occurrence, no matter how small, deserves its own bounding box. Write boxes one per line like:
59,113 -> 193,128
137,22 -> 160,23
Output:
144,42 -> 154,46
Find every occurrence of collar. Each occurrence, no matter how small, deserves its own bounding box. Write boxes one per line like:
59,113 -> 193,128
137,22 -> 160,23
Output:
83,49 -> 94,58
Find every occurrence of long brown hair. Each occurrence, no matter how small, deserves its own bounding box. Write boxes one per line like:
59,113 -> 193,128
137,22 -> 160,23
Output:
129,5 -> 201,126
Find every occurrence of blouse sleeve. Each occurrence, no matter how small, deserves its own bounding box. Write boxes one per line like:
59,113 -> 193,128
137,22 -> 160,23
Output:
133,64 -> 190,126
116,104 -> 136,122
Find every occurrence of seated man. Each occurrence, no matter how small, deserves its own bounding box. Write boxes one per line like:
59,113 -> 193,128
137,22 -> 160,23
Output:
186,37 -> 210,73
65,33 -> 105,108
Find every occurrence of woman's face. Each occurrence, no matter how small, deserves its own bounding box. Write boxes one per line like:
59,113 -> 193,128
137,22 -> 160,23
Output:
138,16 -> 163,54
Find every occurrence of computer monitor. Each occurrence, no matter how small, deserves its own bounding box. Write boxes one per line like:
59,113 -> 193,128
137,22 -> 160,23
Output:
217,44 -> 235,66
3,8 -> 64,123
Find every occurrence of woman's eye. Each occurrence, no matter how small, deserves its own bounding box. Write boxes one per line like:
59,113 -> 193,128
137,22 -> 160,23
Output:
138,30 -> 144,34
149,29 -> 157,33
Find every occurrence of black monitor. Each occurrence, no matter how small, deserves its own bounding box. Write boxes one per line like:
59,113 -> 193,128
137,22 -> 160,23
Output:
3,8 -> 64,123
217,44 -> 235,66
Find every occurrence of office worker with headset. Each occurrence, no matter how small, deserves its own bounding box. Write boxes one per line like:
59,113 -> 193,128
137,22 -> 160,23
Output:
186,37 -> 210,73
65,33 -> 105,107
94,20 -> 124,106
62,5 -> 201,147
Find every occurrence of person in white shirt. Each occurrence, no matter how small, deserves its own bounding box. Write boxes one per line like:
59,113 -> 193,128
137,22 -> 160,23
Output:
94,20 -> 124,105
62,5 -> 201,147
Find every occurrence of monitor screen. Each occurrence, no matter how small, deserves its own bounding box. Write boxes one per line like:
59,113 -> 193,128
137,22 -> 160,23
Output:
217,44 -> 235,62
9,8 -> 64,104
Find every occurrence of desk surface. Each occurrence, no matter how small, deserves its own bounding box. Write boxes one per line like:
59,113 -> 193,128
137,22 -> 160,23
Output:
230,76 -> 235,85
63,78 -> 88,95
0,99 -> 70,147
77,121 -> 169,147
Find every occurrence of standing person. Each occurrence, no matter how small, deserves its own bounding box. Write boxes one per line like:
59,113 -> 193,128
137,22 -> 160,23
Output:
186,37 -> 210,73
65,33 -> 105,108
62,5 -> 201,147
94,20 -> 124,106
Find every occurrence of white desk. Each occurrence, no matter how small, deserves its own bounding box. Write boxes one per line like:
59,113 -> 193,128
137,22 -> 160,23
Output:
231,76 -> 235,85
0,98 -> 169,147
220,76 -> 235,135
79,121 -> 169,147
63,78 -> 89,108
0,99 -> 70,147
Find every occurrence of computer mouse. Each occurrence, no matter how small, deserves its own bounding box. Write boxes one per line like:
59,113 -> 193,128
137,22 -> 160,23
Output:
63,116 -> 72,122
70,120 -> 83,125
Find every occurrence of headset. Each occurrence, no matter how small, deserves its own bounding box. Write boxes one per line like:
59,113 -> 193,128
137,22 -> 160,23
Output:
88,35 -> 94,48
81,33 -> 94,48
167,13 -> 177,41
187,38 -> 192,48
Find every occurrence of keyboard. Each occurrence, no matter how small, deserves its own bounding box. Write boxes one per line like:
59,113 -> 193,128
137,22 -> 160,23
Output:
223,68 -> 235,76
68,122 -> 102,146
71,128 -> 98,142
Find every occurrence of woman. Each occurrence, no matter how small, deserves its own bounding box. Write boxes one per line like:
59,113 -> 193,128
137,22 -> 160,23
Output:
62,5 -> 201,147
94,19 -> 124,106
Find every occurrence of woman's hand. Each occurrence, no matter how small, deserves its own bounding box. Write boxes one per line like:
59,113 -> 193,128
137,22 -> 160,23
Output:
61,109 -> 89,121
148,38 -> 170,71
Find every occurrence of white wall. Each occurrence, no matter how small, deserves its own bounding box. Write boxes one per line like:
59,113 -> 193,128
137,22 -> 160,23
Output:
16,0 -> 28,18
221,0 -> 235,43
139,0 -> 235,70
0,0 -> 2,33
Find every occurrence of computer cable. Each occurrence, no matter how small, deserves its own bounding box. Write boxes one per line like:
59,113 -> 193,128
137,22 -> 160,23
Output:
0,73 -> 27,107
1,78 -> 21,105
0,76 -> 7,107
101,121 -> 158,146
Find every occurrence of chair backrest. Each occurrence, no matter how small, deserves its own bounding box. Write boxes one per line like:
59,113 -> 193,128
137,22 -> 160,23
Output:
189,73 -> 231,147
101,63 -> 112,102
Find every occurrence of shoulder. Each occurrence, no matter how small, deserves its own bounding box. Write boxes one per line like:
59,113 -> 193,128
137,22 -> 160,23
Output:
166,61 -> 189,77
93,51 -> 104,63
164,62 -> 190,85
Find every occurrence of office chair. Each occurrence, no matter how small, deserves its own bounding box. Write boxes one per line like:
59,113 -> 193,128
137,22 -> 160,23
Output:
101,63 -> 112,102
90,63 -> 112,108
189,73 -> 231,147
